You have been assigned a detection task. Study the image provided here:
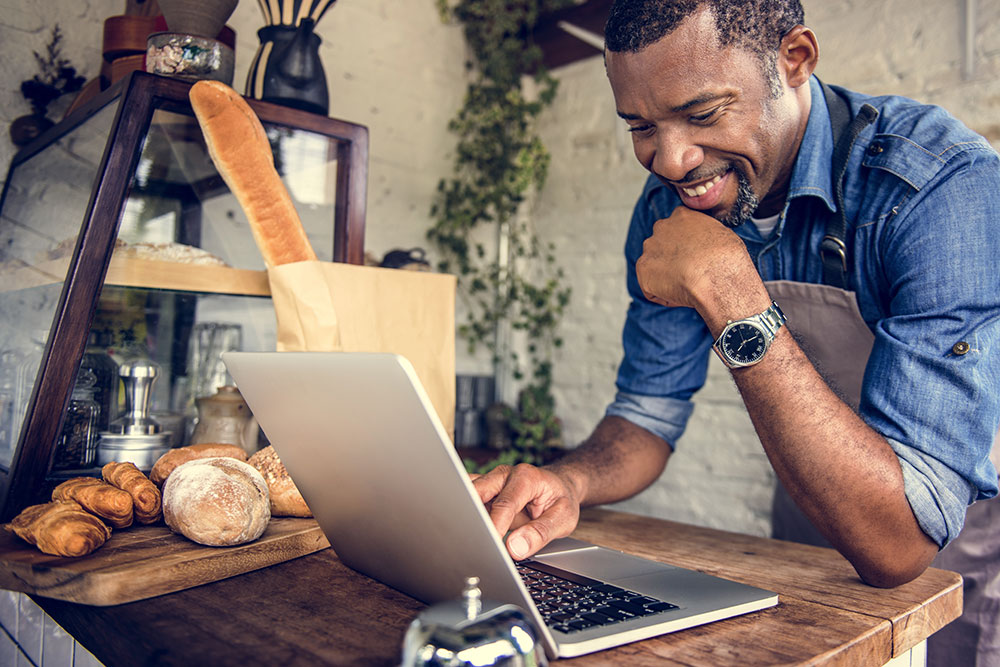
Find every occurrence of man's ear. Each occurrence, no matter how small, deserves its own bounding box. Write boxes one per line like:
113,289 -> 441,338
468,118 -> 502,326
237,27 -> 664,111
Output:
780,25 -> 819,89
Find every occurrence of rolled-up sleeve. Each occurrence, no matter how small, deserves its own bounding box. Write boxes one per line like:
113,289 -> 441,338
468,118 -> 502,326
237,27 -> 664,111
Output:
605,391 -> 695,447
887,437 -> 980,547
858,142 -> 1000,547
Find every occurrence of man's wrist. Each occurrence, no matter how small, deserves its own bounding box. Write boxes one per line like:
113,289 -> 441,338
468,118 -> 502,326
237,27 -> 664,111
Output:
546,460 -> 589,508
686,260 -> 773,337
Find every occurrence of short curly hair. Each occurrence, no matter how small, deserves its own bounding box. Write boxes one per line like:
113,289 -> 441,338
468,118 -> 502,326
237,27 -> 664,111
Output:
604,0 -> 804,96
605,0 -> 804,56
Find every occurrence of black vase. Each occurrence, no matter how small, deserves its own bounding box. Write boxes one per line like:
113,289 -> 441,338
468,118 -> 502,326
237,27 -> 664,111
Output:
245,19 -> 329,116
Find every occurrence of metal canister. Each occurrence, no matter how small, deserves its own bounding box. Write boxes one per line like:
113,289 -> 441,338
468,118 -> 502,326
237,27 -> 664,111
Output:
401,577 -> 547,667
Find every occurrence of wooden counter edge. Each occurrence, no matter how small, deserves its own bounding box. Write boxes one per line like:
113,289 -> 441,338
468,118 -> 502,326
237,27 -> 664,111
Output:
575,507 -> 966,660
890,569 -> 963,656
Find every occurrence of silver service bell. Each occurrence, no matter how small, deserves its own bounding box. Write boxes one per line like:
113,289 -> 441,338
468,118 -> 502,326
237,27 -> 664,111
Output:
401,576 -> 548,667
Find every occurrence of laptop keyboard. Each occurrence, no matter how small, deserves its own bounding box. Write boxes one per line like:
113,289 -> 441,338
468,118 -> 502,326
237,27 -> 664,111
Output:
517,560 -> 679,634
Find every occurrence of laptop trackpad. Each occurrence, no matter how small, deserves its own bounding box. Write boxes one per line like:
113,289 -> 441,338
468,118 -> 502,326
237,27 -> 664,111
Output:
533,545 -> 676,580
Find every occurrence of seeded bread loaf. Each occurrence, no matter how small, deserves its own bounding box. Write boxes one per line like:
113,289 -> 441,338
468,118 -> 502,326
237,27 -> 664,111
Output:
248,445 -> 312,517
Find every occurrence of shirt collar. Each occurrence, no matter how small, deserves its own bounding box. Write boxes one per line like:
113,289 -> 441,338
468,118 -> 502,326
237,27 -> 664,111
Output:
787,76 -> 837,214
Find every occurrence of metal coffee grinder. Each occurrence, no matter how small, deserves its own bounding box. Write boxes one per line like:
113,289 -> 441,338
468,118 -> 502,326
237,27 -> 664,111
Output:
96,359 -> 172,469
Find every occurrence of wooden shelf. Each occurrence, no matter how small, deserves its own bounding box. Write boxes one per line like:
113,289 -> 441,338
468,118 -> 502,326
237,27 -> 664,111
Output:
104,257 -> 271,296
0,257 -> 271,297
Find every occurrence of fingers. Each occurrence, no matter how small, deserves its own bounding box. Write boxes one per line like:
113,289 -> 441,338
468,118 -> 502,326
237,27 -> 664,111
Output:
471,465 -> 512,504
482,464 -> 537,538
505,496 -> 579,560
473,464 -> 582,560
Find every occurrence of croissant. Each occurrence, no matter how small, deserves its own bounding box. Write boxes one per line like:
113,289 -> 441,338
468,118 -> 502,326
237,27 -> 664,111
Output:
102,461 -> 162,524
5,500 -> 111,557
52,477 -> 134,529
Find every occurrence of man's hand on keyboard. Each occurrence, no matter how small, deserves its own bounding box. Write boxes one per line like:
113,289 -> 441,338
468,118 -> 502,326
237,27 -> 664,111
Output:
471,463 -> 581,560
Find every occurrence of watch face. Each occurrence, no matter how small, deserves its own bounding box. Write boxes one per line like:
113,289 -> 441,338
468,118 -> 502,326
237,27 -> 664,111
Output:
719,322 -> 768,366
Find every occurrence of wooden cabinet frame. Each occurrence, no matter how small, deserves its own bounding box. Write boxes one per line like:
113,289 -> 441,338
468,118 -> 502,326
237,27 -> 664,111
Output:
0,72 -> 368,519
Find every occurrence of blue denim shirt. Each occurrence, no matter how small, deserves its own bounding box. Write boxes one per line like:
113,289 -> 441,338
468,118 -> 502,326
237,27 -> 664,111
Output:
606,76 -> 1000,548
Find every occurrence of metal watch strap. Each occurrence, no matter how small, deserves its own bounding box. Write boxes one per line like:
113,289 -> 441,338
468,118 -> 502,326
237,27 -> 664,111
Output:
754,301 -> 786,338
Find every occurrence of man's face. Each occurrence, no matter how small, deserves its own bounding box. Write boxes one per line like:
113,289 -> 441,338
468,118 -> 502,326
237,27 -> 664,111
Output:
606,8 -> 805,226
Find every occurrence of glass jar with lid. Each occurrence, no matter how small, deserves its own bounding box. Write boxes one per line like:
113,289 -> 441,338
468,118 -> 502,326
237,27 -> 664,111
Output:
54,368 -> 101,470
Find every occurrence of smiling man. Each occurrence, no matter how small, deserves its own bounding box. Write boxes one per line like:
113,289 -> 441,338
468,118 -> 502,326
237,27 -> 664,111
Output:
473,1 -> 1000,662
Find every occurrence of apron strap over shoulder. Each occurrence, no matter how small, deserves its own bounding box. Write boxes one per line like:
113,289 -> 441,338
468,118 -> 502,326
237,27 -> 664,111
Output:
818,81 -> 879,290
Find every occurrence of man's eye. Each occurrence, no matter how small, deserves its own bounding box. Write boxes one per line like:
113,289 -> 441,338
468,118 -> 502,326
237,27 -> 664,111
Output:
690,108 -> 721,124
627,124 -> 653,135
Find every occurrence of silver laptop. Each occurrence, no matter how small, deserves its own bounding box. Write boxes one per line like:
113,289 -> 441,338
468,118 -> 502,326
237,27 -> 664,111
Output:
223,351 -> 778,659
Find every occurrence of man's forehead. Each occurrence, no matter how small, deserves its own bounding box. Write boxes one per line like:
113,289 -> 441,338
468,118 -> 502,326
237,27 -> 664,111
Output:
605,7 -> 729,83
606,27 -> 759,117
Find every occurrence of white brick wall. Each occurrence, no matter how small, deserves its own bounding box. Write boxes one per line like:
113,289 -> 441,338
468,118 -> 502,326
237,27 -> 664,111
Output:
1,1 -> 997,542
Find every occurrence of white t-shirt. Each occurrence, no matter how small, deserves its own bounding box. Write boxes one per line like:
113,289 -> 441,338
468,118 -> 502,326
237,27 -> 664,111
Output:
752,213 -> 780,238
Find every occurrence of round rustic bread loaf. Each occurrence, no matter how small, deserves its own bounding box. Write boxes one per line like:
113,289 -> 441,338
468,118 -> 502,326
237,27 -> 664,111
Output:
162,457 -> 270,546
248,445 -> 312,517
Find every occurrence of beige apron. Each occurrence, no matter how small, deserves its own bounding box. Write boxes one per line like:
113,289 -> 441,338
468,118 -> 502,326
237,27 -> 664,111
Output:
765,279 -> 1000,665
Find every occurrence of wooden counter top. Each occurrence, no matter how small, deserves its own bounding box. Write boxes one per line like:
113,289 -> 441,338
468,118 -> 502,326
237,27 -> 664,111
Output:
31,508 -> 961,666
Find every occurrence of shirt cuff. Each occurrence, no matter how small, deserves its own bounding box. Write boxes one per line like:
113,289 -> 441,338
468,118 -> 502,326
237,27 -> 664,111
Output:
604,391 -> 695,448
887,436 -> 977,548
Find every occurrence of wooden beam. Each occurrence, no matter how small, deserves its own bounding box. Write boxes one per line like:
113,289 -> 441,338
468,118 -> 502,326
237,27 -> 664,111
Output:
532,0 -> 613,70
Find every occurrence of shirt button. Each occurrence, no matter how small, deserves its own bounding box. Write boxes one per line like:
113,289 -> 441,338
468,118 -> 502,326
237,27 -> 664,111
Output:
952,341 -> 970,355
868,143 -> 884,155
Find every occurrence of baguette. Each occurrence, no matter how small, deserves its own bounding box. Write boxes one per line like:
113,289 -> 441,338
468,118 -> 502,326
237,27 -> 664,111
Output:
188,79 -> 317,267
52,477 -> 133,529
102,461 -> 162,524
5,500 -> 111,557
150,442 -> 248,486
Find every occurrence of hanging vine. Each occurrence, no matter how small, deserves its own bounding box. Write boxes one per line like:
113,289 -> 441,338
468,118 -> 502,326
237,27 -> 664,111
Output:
431,0 -> 573,471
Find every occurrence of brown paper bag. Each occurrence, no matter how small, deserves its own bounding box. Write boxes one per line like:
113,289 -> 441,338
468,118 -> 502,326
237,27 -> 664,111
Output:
267,261 -> 457,436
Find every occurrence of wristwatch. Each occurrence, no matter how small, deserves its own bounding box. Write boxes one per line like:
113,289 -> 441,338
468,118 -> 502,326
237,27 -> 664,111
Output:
712,301 -> 786,369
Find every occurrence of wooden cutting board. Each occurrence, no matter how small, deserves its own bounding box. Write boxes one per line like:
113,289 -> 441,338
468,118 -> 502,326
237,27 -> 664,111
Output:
0,517 -> 330,606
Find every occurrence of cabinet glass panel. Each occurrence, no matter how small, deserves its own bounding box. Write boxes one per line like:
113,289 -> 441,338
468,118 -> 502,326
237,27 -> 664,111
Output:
94,103 -> 345,452
0,101 -> 119,471
89,286 -> 274,450
117,107 -> 339,269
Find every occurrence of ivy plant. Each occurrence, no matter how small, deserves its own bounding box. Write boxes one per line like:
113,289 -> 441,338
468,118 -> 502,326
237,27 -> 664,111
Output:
431,0 -> 574,473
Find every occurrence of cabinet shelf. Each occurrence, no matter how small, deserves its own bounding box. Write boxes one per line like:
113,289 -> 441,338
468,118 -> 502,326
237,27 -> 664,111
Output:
1,258 -> 270,296
104,258 -> 270,296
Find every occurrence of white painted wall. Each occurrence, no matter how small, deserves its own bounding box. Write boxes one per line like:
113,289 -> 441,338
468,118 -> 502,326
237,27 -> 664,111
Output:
2,0 -> 997,537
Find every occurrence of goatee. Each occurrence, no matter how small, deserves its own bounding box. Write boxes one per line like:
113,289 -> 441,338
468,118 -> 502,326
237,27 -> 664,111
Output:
719,168 -> 758,229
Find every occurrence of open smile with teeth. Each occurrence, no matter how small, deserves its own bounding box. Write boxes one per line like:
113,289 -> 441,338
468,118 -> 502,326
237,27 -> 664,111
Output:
680,174 -> 723,197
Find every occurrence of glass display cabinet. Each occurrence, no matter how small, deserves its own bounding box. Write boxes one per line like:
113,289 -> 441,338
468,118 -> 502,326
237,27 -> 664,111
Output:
0,71 -> 368,520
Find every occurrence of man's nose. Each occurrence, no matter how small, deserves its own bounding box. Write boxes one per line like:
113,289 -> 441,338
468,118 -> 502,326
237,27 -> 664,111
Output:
652,130 -> 704,182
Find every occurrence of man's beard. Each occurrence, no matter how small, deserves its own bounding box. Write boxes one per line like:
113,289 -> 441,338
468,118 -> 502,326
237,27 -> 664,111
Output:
718,167 -> 759,229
